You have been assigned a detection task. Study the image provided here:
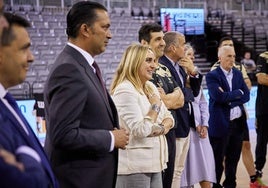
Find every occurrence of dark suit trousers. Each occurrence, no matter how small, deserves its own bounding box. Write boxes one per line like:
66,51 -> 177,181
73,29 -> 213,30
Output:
162,129 -> 176,188
255,115 -> 268,171
210,116 -> 244,188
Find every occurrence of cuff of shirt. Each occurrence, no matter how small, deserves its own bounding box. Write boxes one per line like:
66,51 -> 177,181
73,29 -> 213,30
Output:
109,131 -> 115,152
16,145 -> 41,163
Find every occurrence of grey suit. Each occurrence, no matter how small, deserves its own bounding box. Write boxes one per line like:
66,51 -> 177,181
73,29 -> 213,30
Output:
44,45 -> 119,188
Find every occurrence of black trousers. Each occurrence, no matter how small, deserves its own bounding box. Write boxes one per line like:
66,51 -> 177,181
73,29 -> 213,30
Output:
162,129 -> 176,188
255,115 -> 268,172
210,116 -> 244,188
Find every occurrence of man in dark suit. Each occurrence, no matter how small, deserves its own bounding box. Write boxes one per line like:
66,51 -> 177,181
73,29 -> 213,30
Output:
44,1 -> 129,188
206,46 -> 250,188
0,13 -> 58,188
160,31 -> 202,187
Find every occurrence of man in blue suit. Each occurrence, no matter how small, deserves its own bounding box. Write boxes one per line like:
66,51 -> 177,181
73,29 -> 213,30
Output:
159,31 -> 202,187
206,46 -> 250,188
0,13 -> 58,188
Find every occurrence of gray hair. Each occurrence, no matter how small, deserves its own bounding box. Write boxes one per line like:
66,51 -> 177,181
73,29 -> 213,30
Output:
218,45 -> 234,57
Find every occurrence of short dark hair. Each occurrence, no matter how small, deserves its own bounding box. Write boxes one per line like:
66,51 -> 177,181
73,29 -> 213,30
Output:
1,12 -> 30,46
66,1 -> 107,38
218,36 -> 233,47
138,23 -> 163,43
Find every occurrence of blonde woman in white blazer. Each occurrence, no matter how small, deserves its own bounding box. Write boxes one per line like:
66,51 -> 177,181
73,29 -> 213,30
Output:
111,44 -> 174,188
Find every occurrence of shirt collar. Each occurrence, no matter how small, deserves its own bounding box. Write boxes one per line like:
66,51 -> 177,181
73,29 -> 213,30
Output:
164,55 -> 177,67
0,83 -> 7,99
67,42 -> 95,67
220,66 -> 233,77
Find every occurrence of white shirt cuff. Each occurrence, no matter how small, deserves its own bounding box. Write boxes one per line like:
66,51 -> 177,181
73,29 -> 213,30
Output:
109,131 -> 115,152
16,145 -> 41,163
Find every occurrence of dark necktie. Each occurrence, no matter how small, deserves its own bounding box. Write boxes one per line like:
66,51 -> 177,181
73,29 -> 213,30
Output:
4,92 -> 57,187
93,61 -> 108,99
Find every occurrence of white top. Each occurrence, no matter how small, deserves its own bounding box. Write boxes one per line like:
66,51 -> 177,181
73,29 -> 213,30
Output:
112,80 -> 174,174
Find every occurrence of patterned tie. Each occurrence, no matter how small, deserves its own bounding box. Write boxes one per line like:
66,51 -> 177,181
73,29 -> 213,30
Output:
4,92 -> 58,187
93,61 -> 108,100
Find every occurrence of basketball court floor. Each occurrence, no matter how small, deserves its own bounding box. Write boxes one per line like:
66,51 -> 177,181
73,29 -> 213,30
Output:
194,129 -> 268,187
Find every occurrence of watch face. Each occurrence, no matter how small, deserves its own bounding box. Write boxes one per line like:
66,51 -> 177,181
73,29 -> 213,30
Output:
152,104 -> 160,113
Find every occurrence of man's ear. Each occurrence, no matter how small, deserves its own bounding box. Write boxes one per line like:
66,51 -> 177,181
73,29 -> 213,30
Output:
80,23 -> 91,38
170,45 -> 176,53
141,39 -> 148,46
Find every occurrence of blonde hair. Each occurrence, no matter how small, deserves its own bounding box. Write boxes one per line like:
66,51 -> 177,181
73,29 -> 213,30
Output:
110,43 -> 154,95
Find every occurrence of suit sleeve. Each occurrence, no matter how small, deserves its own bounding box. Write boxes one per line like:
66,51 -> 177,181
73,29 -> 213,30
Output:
0,126 -> 48,188
229,79 -> 250,108
189,73 -> 203,97
0,156 -> 49,188
206,71 -> 249,106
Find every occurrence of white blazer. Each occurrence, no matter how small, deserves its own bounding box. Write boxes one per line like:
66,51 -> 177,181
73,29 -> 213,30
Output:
112,80 -> 174,175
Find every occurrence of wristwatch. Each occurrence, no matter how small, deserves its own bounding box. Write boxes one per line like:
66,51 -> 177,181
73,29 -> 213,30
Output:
151,104 -> 160,114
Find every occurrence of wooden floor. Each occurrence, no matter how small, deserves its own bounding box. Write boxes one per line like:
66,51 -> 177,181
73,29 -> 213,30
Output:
194,129 -> 268,188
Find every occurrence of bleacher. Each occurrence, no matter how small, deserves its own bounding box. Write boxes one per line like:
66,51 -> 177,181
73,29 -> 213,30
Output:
6,6 -> 146,98
5,1 -> 268,98
207,10 -> 268,56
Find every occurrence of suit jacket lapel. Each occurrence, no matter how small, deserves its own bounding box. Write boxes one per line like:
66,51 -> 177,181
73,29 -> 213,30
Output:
179,67 -> 187,86
231,68 -> 239,90
217,67 -> 231,91
63,46 -> 115,122
0,100 -> 31,142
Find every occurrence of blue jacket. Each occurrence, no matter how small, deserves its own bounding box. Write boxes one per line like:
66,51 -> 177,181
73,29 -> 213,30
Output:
159,55 -> 203,137
0,99 -> 58,188
206,66 -> 250,137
